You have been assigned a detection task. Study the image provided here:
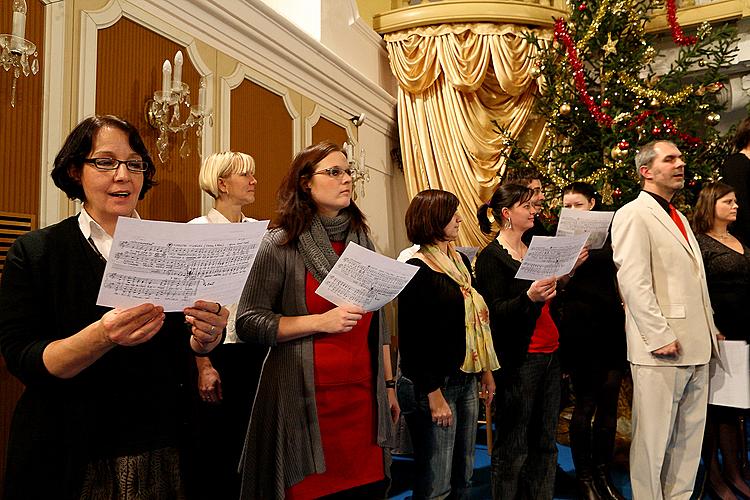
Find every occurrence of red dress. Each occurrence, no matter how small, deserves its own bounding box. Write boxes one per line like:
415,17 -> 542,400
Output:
286,241 -> 384,499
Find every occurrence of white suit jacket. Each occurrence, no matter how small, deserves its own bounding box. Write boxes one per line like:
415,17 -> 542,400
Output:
611,191 -> 719,366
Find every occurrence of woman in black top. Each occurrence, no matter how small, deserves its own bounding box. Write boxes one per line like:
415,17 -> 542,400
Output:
475,183 -> 586,500
693,182 -> 750,499
556,182 -> 626,500
398,189 -> 498,499
0,116 -> 228,499
721,118 -> 750,246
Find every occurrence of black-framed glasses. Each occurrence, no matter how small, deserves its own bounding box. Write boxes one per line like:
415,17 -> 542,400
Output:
83,158 -> 149,173
311,167 -> 353,178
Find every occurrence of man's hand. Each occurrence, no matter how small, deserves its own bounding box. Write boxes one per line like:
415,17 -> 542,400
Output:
653,340 -> 681,357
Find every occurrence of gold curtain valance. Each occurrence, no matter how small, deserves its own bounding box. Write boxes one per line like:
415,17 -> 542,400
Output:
386,23 -> 551,247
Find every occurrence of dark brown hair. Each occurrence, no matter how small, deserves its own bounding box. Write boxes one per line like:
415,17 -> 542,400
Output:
274,140 -> 368,245
477,184 -> 533,234
692,181 -> 735,234
50,115 -> 156,202
502,169 -> 538,188
734,117 -> 750,151
405,189 -> 460,245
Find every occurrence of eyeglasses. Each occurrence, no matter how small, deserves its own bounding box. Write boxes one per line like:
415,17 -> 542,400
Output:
83,158 -> 149,173
311,167 -> 353,178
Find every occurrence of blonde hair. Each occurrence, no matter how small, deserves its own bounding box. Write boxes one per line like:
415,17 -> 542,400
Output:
199,152 -> 256,199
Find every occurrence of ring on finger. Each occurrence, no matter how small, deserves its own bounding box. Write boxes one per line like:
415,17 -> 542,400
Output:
211,325 -> 215,334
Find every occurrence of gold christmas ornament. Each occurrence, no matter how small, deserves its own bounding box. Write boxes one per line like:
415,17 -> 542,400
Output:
611,146 -> 625,159
602,34 -> 618,56
706,112 -> 721,126
650,97 -> 660,108
600,181 -> 614,205
559,103 -> 572,115
643,46 -> 657,63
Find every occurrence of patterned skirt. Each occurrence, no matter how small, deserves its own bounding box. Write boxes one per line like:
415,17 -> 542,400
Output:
80,446 -> 185,500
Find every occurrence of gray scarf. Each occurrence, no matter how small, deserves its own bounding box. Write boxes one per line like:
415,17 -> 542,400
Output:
298,212 -> 371,283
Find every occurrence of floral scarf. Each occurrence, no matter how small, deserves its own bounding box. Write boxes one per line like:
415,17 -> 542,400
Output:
420,243 -> 500,373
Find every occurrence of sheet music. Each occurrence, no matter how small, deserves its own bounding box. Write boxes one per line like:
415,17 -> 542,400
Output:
514,234 -> 589,281
709,340 -> 750,409
316,242 -> 419,312
96,217 -> 269,311
456,246 -> 479,264
555,208 -> 615,250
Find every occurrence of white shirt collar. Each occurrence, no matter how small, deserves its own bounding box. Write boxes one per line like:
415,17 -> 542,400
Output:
78,207 -> 140,260
206,208 -> 256,224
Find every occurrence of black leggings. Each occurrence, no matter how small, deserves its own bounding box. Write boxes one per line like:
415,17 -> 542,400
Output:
568,365 -> 624,473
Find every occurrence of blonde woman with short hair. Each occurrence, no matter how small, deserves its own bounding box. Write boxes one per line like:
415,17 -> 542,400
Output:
189,151 -> 267,499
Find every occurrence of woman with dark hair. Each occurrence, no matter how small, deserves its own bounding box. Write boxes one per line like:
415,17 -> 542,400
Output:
397,189 -> 498,499
693,181 -> 750,500
556,182 -> 626,500
720,117 -> 750,245
236,141 -> 399,499
0,115 -> 228,499
475,183 -> 585,500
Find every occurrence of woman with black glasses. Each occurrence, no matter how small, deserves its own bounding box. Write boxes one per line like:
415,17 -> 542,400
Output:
236,141 -> 399,499
0,115 -> 228,499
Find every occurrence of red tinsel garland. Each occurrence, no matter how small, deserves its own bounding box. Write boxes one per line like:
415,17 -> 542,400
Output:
665,0 -> 697,46
627,110 -> 702,145
553,18 -> 613,127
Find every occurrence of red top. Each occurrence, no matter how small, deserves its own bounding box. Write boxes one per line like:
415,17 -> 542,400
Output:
286,241 -> 383,499
527,302 -> 559,353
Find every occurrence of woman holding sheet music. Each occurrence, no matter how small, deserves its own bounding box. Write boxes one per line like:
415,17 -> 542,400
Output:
235,141 -> 399,499
475,183 -> 585,500
693,181 -> 750,499
397,189 -> 498,499
0,115 -> 228,500
555,182 -> 626,500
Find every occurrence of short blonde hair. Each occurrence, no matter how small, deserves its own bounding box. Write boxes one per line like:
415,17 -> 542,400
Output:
199,152 -> 256,199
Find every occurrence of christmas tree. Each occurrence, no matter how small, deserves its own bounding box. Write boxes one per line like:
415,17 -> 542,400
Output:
497,0 -> 739,212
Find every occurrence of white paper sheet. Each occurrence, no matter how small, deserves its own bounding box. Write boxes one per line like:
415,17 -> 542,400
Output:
96,217 -> 269,311
456,246 -> 479,264
315,242 -> 419,312
514,233 -> 589,281
555,208 -> 615,250
709,340 -> 750,409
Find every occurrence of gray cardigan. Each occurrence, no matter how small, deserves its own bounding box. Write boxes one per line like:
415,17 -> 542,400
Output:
236,228 -> 394,499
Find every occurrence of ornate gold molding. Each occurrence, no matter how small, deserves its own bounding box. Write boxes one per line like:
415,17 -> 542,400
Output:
646,0 -> 743,32
373,0 -> 568,33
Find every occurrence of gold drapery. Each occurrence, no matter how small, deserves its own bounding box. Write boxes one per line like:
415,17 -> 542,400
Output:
385,23 -> 551,247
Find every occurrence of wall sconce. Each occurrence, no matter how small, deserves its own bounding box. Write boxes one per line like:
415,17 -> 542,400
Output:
145,50 -> 212,163
1,0 -> 39,108
344,139 -> 370,199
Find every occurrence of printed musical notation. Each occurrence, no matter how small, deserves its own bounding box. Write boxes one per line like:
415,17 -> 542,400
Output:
96,217 -> 269,311
514,233 -> 589,281
315,242 -> 419,312
555,208 -> 615,250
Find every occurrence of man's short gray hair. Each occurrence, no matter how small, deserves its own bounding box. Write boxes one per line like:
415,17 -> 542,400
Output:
635,140 -> 677,184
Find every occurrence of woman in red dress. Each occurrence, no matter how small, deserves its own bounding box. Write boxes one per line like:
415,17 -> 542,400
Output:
236,141 -> 399,499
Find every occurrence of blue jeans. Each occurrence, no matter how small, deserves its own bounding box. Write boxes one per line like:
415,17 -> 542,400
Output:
491,351 -> 561,500
398,373 -> 479,500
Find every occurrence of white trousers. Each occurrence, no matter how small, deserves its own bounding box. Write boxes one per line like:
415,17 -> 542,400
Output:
629,363 -> 708,500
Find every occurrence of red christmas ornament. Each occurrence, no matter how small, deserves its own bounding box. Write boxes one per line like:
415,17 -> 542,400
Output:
618,140 -> 629,149
602,98 -> 611,107
652,126 -> 662,135
613,188 -> 622,198
578,2 -> 587,11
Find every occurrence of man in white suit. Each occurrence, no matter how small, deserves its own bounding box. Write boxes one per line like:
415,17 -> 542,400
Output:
611,140 -> 719,499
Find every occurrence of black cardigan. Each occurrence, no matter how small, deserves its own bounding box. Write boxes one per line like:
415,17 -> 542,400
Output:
474,239 -> 555,372
0,216 -> 194,500
398,253 -> 474,394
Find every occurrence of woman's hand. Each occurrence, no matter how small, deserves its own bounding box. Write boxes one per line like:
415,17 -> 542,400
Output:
185,300 -> 229,352
387,386 -> 400,424
99,303 -> 165,346
198,362 -> 223,404
527,276 -> 557,303
479,370 -> 496,406
428,389 -> 453,427
316,305 -> 364,334
573,246 -> 589,271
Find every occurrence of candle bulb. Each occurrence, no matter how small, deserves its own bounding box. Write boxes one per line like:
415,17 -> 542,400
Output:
161,60 -> 172,97
198,79 -> 206,109
11,0 -> 27,52
172,50 -> 183,91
